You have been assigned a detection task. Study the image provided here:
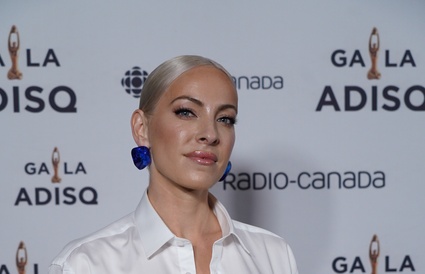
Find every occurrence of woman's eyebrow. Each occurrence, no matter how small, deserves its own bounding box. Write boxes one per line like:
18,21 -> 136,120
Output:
218,104 -> 238,114
170,95 -> 237,113
170,96 -> 203,106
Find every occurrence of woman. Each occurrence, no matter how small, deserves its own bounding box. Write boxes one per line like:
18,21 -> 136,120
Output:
49,55 -> 298,274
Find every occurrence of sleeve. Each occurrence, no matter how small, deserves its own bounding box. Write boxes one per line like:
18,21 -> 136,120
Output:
286,243 -> 299,274
48,262 -> 76,274
48,264 -> 64,274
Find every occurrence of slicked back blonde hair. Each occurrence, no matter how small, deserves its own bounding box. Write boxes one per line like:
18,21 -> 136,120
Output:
139,55 -> 234,115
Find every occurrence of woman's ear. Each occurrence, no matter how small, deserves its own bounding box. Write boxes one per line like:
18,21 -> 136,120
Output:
131,109 -> 150,147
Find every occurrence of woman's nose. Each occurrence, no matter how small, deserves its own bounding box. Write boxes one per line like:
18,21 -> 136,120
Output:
196,119 -> 220,146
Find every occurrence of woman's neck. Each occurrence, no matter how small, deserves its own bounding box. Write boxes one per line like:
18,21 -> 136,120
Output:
147,180 -> 221,241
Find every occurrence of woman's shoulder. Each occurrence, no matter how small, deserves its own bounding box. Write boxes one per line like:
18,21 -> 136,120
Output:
232,219 -> 283,240
50,212 -> 135,268
231,219 -> 293,253
231,220 -> 298,273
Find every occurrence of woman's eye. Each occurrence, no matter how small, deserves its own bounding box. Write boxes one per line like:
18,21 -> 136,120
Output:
174,108 -> 195,118
218,116 -> 236,126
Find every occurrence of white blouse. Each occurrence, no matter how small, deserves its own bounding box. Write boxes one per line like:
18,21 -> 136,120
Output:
49,190 -> 298,274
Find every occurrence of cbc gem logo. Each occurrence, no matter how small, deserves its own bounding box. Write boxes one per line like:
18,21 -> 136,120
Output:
15,147 -> 98,206
121,66 -> 149,98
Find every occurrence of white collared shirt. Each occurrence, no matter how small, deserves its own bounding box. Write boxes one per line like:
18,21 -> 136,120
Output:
49,190 -> 298,274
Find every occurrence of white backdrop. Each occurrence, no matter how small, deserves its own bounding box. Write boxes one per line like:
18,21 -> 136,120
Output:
1,1 -> 424,273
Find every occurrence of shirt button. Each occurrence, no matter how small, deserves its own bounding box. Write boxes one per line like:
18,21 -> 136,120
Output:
177,241 -> 185,247
185,272 -> 191,274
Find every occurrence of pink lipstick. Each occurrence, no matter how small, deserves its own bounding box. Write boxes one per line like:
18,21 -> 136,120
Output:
185,151 -> 217,165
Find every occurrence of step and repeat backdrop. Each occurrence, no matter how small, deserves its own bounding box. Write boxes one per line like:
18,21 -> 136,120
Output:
1,1 -> 424,273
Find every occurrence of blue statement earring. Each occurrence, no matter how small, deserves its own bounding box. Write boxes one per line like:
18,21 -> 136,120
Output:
131,146 -> 151,170
132,147 -> 230,180
219,161 -> 232,182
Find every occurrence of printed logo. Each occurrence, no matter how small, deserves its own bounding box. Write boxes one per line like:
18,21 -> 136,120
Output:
120,66 -> 285,98
332,234 -> 416,273
0,25 -> 77,113
367,27 -> 381,80
231,75 -> 284,90
316,27 -> 423,112
7,25 -> 23,80
370,235 -> 380,274
15,147 -> 97,206
16,241 -> 28,274
223,171 -> 385,191
121,66 -> 149,98
51,147 -> 61,183
0,241 -> 39,274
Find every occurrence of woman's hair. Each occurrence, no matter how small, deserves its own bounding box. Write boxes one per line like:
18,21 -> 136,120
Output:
139,55 -> 234,115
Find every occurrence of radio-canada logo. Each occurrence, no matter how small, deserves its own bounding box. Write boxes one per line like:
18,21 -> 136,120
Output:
15,147 -> 97,206
120,65 -> 285,98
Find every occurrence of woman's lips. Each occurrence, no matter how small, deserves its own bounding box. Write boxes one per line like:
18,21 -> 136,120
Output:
185,151 -> 218,165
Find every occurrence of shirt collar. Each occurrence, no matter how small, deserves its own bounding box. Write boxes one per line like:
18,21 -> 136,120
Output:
134,190 -> 174,258
209,193 -> 251,255
134,189 -> 250,258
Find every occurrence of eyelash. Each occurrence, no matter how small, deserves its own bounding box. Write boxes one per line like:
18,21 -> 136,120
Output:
174,107 -> 196,118
218,116 -> 237,126
173,107 -> 237,126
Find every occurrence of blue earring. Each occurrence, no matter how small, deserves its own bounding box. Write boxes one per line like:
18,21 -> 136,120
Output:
131,146 -> 151,170
219,161 -> 232,182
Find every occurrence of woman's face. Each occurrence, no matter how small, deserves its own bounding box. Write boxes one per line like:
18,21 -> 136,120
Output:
146,66 -> 237,191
